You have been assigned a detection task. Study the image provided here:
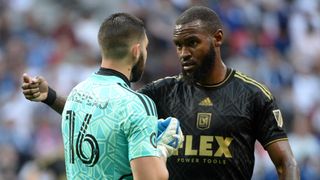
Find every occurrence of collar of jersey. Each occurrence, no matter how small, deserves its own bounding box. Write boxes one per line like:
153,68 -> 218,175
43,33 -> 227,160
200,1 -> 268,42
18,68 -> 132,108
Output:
195,68 -> 234,88
95,67 -> 131,87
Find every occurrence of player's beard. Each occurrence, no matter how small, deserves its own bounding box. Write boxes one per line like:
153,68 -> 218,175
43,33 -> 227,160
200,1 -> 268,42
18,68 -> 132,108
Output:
130,53 -> 145,82
182,43 -> 216,84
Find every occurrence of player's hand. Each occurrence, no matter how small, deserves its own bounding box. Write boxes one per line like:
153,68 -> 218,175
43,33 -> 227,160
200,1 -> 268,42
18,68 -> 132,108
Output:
157,117 -> 184,158
21,73 -> 49,102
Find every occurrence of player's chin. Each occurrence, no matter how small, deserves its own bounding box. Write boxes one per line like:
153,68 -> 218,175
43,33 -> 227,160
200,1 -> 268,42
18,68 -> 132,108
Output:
182,67 -> 194,75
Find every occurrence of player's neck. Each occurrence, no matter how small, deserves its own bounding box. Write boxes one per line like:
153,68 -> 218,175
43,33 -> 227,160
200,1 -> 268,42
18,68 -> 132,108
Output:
196,62 -> 227,86
101,59 -> 131,81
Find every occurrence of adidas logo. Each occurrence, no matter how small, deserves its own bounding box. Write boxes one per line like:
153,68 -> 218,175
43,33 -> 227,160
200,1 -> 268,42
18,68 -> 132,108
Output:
199,97 -> 213,106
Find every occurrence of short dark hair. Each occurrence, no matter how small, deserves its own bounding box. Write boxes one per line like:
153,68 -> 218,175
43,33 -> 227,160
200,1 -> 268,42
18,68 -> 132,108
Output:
98,13 -> 145,59
175,6 -> 222,33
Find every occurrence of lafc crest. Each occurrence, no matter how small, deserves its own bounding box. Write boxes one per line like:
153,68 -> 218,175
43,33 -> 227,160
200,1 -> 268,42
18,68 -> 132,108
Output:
272,109 -> 283,128
197,113 -> 212,130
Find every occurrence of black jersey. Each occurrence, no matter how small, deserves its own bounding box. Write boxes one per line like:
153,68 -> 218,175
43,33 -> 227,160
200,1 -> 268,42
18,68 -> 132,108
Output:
138,69 -> 288,180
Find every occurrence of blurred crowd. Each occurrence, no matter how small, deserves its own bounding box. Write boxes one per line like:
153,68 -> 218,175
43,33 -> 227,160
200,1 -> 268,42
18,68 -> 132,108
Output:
0,0 -> 320,179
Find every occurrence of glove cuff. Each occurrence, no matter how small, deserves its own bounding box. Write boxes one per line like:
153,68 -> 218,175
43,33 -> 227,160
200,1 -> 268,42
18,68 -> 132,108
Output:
157,145 -> 169,159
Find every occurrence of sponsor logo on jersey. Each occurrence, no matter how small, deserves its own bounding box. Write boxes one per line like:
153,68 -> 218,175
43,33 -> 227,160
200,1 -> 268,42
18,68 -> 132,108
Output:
197,113 -> 212,130
198,97 -> 213,106
272,109 -> 283,128
173,135 -> 234,164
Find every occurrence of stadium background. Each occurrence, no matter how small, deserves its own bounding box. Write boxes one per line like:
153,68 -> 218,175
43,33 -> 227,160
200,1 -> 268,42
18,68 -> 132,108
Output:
0,0 -> 320,179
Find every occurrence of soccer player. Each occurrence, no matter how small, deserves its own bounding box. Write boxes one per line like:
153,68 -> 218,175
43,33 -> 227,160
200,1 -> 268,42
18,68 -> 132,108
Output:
23,13 -> 184,180
22,6 -> 299,180
139,6 -> 299,179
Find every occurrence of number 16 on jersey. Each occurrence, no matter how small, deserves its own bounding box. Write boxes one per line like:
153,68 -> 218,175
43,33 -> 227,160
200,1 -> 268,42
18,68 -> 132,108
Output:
65,110 -> 100,167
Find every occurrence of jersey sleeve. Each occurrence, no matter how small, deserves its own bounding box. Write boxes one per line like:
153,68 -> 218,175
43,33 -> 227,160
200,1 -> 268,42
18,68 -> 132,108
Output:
120,96 -> 159,161
254,93 -> 288,148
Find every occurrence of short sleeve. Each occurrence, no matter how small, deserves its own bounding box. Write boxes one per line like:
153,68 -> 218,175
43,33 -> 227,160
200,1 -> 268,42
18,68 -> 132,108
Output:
254,94 -> 288,148
121,100 -> 159,161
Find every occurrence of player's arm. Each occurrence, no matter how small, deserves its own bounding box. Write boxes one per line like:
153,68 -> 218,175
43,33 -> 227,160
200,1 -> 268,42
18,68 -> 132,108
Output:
130,156 -> 168,180
266,141 -> 299,180
252,85 -> 300,179
130,117 -> 183,180
21,73 -> 66,114
125,117 -> 169,179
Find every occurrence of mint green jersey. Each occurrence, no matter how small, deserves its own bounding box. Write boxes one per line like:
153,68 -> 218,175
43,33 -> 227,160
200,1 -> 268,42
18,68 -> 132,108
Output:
61,68 -> 159,179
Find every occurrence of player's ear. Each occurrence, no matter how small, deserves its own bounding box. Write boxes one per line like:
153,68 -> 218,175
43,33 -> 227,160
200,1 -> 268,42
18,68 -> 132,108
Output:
131,43 -> 141,63
213,29 -> 223,47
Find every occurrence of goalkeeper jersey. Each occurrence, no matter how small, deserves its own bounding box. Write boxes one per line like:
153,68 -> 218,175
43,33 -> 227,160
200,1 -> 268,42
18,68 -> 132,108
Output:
139,68 -> 288,180
61,68 -> 159,180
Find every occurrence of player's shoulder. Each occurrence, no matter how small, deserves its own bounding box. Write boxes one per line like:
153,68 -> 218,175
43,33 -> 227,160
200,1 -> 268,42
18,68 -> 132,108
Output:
116,83 -> 145,97
149,74 -> 182,87
118,83 -> 156,112
233,70 -> 273,100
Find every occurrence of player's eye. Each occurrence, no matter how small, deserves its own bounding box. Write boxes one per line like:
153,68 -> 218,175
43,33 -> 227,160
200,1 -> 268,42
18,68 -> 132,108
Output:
188,41 -> 197,48
175,42 -> 182,50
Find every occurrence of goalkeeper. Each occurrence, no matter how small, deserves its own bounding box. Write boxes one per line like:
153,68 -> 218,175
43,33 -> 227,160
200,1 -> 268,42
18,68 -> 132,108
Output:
22,13 -> 183,180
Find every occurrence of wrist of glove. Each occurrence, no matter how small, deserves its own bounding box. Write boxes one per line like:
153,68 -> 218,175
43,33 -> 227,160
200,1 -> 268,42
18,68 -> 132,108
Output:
157,145 -> 169,159
157,117 -> 184,158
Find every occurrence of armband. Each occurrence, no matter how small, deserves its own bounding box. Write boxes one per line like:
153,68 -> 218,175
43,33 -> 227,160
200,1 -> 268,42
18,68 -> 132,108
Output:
42,87 -> 57,106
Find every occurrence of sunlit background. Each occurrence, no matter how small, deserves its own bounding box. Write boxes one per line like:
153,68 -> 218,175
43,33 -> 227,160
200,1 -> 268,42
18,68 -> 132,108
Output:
0,0 -> 320,179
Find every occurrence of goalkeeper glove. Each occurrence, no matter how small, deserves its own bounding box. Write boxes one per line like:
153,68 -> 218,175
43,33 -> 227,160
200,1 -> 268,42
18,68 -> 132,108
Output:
157,117 -> 184,158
